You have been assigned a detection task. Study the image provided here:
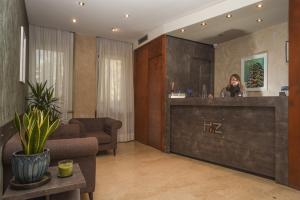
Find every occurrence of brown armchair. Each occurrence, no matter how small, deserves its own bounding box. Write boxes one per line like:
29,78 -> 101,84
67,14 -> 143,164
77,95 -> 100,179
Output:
69,118 -> 122,155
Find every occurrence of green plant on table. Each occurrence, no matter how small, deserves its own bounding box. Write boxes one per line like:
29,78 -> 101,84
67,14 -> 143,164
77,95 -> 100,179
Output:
27,81 -> 61,122
14,108 -> 60,155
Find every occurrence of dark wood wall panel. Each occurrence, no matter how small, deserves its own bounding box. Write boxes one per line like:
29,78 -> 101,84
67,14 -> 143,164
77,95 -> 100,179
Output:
134,45 -> 149,145
148,56 -> 163,150
148,37 -> 163,59
288,0 -> 300,189
134,35 -> 166,151
161,35 -> 167,151
147,36 -> 166,151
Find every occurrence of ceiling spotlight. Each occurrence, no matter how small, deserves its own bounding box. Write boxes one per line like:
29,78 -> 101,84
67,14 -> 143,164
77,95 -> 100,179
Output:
256,18 -> 263,23
125,14 -> 130,18
78,1 -> 85,6
72,18 -> 77,23
201,22 -> 207,26
257,3 -> 263,8
112,27 -> 120,32
181,29 -> 185,33
226,14 -> 232,18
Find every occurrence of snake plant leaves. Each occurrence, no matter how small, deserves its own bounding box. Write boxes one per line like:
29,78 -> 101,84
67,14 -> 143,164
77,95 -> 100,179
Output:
14,108 -> 60,155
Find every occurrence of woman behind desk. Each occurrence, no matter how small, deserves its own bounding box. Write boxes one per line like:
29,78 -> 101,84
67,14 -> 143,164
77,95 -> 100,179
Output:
220,74 -> 247,97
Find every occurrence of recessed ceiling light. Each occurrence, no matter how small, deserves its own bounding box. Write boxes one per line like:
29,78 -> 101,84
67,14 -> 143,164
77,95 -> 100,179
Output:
257,3 -> 263,8
256,18 -> 263,23
72,18 -> 77,23
125,14 -> 130,18
112,27 -> 120,32
78,1 -> 85,6
201,22 -> 207,26
226,14 -> 232,18
181,29 -> 185,33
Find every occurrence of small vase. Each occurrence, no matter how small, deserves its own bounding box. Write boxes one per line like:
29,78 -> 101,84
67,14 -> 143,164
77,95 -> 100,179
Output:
11,149 -> 50,184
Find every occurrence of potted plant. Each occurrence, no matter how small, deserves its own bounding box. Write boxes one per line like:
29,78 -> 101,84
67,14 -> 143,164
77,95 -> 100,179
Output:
27,81 -> 61,122
12,108 -> 60,184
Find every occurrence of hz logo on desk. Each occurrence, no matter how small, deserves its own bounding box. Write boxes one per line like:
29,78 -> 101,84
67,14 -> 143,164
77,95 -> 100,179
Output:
203,120 -> 222,134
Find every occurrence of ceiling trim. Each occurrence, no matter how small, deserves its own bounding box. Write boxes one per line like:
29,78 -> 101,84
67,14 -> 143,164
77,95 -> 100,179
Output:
134,0 -> 261,48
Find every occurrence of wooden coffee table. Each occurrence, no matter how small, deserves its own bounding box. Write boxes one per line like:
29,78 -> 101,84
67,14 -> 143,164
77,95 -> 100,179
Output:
3,163 -> 86,200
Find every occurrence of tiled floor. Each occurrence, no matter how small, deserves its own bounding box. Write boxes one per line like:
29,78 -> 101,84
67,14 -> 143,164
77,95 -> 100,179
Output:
83,141 -> 300,200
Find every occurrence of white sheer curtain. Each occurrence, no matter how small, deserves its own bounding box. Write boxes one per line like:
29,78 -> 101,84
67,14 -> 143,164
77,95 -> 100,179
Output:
29,25 -> 73,122
96,38 -> 134,142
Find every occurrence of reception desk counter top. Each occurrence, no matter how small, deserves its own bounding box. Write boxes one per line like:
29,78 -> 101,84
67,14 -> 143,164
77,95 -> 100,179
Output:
167,97 -> 288,185
170,96 -> 287,107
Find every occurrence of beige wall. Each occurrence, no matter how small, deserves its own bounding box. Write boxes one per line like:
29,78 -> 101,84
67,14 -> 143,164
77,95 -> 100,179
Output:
73,34 -> 97,118
214,22 -> 288,97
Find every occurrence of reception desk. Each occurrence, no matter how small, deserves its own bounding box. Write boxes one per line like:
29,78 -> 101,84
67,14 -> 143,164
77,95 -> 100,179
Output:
167,97 -> 288,185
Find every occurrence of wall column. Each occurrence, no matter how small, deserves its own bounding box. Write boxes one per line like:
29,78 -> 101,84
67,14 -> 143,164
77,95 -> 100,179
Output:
73,34 -> 97,118
288,0 -> 300,190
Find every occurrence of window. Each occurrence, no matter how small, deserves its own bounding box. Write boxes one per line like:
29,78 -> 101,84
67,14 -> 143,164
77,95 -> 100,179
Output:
35,49 -> 64,96
104,58 -> 122,102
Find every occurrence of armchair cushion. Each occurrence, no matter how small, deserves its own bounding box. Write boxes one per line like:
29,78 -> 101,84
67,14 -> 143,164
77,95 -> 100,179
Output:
69,117 -> 122,154
86,131 -> 112,144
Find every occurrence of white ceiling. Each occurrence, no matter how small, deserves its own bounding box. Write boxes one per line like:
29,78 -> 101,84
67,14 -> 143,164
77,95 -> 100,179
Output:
24,0 -> 227,43
168,0 -> 289,44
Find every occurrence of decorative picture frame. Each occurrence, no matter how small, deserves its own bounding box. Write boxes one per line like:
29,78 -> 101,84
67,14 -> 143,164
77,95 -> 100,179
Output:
241,52 -> 268,92
19,26 -> 26,83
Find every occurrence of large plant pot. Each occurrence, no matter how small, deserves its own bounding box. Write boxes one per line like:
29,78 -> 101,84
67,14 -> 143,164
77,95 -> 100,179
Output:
11,148 -> 50,184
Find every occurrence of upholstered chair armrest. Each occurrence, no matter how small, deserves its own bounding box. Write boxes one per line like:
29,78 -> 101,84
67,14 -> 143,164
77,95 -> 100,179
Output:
3,136 -> 98,165
69,118 -> 87,137
46,137 -> 98,160
49,123 -> 81,140
104,118 -> 122,130
103,118 -> 122,143
2,134 -> 22,165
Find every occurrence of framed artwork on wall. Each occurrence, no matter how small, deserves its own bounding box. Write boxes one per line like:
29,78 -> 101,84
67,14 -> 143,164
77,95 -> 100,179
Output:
241,52 -> 268,91
19,26 -> 26,83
